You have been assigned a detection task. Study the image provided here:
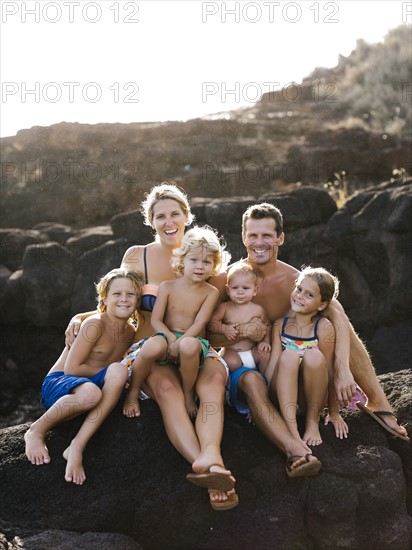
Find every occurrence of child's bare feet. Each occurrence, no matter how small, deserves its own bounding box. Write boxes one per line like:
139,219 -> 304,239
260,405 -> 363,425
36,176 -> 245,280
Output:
324,412 -> 349,439
184,392 -> 198,419
123,389 -> 141,417
24,426 -> 50,465
123,399 -> 141,417
63,442 -> 86,485
302,420 -> 322,446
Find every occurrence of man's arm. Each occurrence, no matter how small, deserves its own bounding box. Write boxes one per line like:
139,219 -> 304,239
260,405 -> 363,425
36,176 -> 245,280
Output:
323,299 -> 357,406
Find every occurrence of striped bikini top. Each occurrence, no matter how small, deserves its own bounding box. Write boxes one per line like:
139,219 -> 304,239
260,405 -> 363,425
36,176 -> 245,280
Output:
280,316 -> 322,357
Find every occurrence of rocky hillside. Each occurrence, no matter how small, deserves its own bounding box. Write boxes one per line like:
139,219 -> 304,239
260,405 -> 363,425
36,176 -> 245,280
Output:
1,26 -> 410,228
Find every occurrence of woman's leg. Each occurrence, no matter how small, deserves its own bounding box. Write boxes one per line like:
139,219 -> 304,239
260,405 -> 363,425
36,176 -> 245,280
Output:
192,357 -> 227,470
275,350 -> 301,440
191,357 -> 236,504
143,364 -> 201,463
301,349 -> 328,446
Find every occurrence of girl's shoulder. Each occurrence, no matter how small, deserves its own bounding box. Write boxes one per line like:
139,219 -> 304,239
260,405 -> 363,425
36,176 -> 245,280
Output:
316,315 -> 334,331
273,315 -> 288,331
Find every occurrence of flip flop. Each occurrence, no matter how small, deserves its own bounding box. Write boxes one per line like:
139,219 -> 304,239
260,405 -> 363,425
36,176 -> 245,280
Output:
286,453 -> 322,478
208,489 -> 239,511
186,464 -> 235,492
356,402 -> 410,442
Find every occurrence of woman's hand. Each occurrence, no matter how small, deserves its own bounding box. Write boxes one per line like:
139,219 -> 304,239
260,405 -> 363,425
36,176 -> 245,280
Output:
65,318 -> 81,349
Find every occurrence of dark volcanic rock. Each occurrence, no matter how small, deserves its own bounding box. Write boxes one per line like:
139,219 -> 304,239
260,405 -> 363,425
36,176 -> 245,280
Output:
20,243 -> 76,326
0,371 -> 411,550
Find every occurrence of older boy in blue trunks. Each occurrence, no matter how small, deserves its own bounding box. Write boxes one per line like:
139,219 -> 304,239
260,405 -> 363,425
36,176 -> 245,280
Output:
24,268 -> 144,485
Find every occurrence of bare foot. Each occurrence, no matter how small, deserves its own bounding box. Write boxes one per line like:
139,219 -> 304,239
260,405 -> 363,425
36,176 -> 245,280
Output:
324,412 -> 349,439
302,420 -> 322,446
24,426 -> 50,465
123,389 -> 141,417
184,392 -> 198,419
63,443 -> 86,485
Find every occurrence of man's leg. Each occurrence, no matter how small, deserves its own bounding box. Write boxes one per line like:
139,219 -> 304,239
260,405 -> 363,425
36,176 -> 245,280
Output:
238,370 -> 321,474
349,329 -> 409,439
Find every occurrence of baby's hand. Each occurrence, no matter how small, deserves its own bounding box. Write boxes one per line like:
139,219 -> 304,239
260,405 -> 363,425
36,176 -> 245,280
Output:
224,324 -> 239,341
257,341 -> 271,354
324,411 -> 349,439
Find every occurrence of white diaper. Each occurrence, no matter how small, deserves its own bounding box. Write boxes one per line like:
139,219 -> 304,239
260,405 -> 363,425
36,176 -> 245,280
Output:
237,349 -> 256,370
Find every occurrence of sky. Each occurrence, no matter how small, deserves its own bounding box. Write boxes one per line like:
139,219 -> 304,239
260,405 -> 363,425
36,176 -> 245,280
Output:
0,0 -> 410,138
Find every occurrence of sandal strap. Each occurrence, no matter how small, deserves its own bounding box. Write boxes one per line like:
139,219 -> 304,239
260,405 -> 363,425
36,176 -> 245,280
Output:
373,411 -> 398,420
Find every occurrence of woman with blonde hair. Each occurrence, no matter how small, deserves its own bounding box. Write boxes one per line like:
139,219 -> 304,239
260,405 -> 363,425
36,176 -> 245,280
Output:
67,182 -> 237,510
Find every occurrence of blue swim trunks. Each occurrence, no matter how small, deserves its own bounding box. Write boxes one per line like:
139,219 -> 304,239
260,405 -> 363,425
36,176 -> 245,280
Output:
227,366 -> 267,416
41,368 -> 108,409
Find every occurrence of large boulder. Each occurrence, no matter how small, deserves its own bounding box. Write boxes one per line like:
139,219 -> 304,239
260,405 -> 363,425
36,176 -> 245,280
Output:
20,243 -> 76,326
65,226 -> 114,258
0,229 -> 49,272
0,370 -> 410,550
70,238 -> 132,316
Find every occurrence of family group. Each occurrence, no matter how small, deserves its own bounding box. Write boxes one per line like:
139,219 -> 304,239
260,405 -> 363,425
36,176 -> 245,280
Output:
25,182 -> 409,511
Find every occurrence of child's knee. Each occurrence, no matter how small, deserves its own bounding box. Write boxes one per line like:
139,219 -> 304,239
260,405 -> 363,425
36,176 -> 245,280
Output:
141,337 -> 167,359
179,337 -> 200,357
75,382 -> 102,406
303,349 -> 325,370
279,349 -> 299,367
106,363 -> 129,384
